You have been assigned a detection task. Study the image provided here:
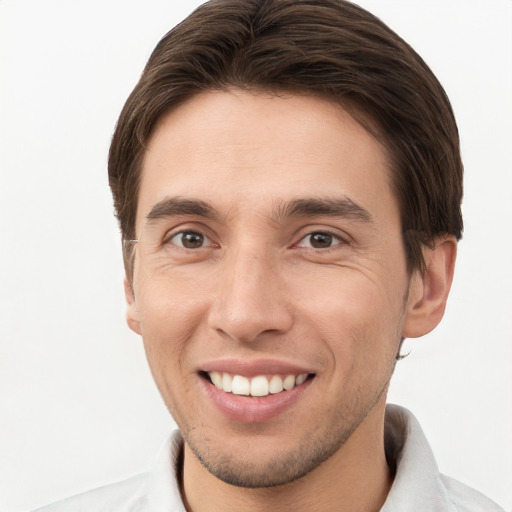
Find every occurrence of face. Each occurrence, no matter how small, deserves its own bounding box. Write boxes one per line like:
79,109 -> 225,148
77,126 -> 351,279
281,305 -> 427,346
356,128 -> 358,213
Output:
127,90 -> 414,487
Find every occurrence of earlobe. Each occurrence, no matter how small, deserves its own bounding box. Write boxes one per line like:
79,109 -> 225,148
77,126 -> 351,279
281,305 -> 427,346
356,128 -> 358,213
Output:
403,236 -> 457,339
124,277 -> 142,335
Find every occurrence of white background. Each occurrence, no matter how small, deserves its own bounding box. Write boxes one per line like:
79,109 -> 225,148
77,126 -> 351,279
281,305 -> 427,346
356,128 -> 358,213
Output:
1,1 -> 511,510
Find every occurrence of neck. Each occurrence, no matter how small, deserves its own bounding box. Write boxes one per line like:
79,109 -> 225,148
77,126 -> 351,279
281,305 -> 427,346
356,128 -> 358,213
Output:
180,403 -> 393,512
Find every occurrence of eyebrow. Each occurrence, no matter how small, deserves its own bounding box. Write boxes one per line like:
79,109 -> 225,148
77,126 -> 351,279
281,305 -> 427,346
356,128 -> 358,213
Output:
272,197 -> 373,223
144,195 -> 373,226
145,197 -> 221,223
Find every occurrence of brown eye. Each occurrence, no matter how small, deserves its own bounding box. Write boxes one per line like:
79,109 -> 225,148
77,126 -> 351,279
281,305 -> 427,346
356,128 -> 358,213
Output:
309,232 -> 333,248
296,231 -> 345,250
169,231 -> 210,249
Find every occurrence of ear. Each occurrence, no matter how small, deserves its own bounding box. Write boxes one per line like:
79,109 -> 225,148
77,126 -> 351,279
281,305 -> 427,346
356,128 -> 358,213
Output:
124,276 -> 142,335
403,236 -> 457,338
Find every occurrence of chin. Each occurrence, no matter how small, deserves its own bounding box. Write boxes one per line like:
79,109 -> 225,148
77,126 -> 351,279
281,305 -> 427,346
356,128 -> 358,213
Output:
185,424 -> 353,489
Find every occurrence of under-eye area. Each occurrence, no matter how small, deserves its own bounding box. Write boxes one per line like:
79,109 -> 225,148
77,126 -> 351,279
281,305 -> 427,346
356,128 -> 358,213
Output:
201,371 -> 316,397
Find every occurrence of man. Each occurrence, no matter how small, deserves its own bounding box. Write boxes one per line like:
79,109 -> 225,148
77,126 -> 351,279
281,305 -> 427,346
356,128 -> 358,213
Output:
33,0 -> 505,510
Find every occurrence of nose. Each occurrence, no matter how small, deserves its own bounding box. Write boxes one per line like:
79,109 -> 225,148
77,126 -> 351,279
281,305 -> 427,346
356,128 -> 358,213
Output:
208,247 -> 293,343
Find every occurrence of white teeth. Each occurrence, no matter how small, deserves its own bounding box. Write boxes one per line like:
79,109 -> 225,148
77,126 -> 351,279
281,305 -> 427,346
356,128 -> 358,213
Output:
231,375 -> 250,396
222,372 -> 233,392
283,375 -> 296,390
208,372 -> 310,397
269,375 -> 284,394
250,376 -> 269,397
295,373 -> 308,385
210,371 -> 222,389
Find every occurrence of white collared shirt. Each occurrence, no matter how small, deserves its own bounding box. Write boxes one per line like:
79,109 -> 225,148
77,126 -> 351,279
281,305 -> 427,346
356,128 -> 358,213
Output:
33,405 -> 504,512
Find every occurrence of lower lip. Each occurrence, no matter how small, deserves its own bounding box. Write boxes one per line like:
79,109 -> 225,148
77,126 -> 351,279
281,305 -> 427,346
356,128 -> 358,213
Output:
200,376 -> 313,423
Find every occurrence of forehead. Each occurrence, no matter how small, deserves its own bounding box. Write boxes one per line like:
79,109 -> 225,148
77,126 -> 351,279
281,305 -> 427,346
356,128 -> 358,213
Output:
137,90 -> 396,227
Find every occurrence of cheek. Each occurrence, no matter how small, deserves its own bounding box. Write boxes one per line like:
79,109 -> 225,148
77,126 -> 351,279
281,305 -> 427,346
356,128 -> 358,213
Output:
292,267 -> 406,353
136,267 -> 209,328
136,286 -> 206,422
134,273 -> 210,378
295,270 -> 394,319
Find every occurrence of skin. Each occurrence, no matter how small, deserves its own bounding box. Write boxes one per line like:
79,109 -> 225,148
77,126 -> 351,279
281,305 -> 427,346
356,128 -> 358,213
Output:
125,90 -> 456,512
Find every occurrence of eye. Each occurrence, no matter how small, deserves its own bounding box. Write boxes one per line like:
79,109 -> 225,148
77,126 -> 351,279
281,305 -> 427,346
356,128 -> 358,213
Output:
296,231 -> 345,249
167,230 -> 214,249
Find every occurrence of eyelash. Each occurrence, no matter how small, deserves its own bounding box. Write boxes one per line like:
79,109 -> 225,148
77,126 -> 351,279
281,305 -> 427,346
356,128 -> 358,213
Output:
162,228 -> 348,252
164,230 -> 217,249
294,230 -> 348,251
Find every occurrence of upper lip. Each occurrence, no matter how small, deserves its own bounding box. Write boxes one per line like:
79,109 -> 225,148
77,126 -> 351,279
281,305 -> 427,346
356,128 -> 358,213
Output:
199,358 -> 315,378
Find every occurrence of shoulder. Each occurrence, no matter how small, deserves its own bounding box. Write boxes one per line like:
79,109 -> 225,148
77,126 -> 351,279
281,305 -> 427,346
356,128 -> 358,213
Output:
32,473 -> 148,512
31,431 -> 185,512
383,405 -> 505,512
441,475 -> 506,512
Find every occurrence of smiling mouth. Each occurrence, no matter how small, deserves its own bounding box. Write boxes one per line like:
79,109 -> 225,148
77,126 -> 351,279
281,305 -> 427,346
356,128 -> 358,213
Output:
204,371 -> 314,397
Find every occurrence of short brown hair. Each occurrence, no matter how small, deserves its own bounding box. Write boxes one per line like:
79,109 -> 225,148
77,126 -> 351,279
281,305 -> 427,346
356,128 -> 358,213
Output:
109,0 -> 463,276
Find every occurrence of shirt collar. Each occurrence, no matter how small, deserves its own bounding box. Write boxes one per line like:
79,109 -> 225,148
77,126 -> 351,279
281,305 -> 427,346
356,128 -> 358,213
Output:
380,404 -> 458,511
146,430 -> 186,512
